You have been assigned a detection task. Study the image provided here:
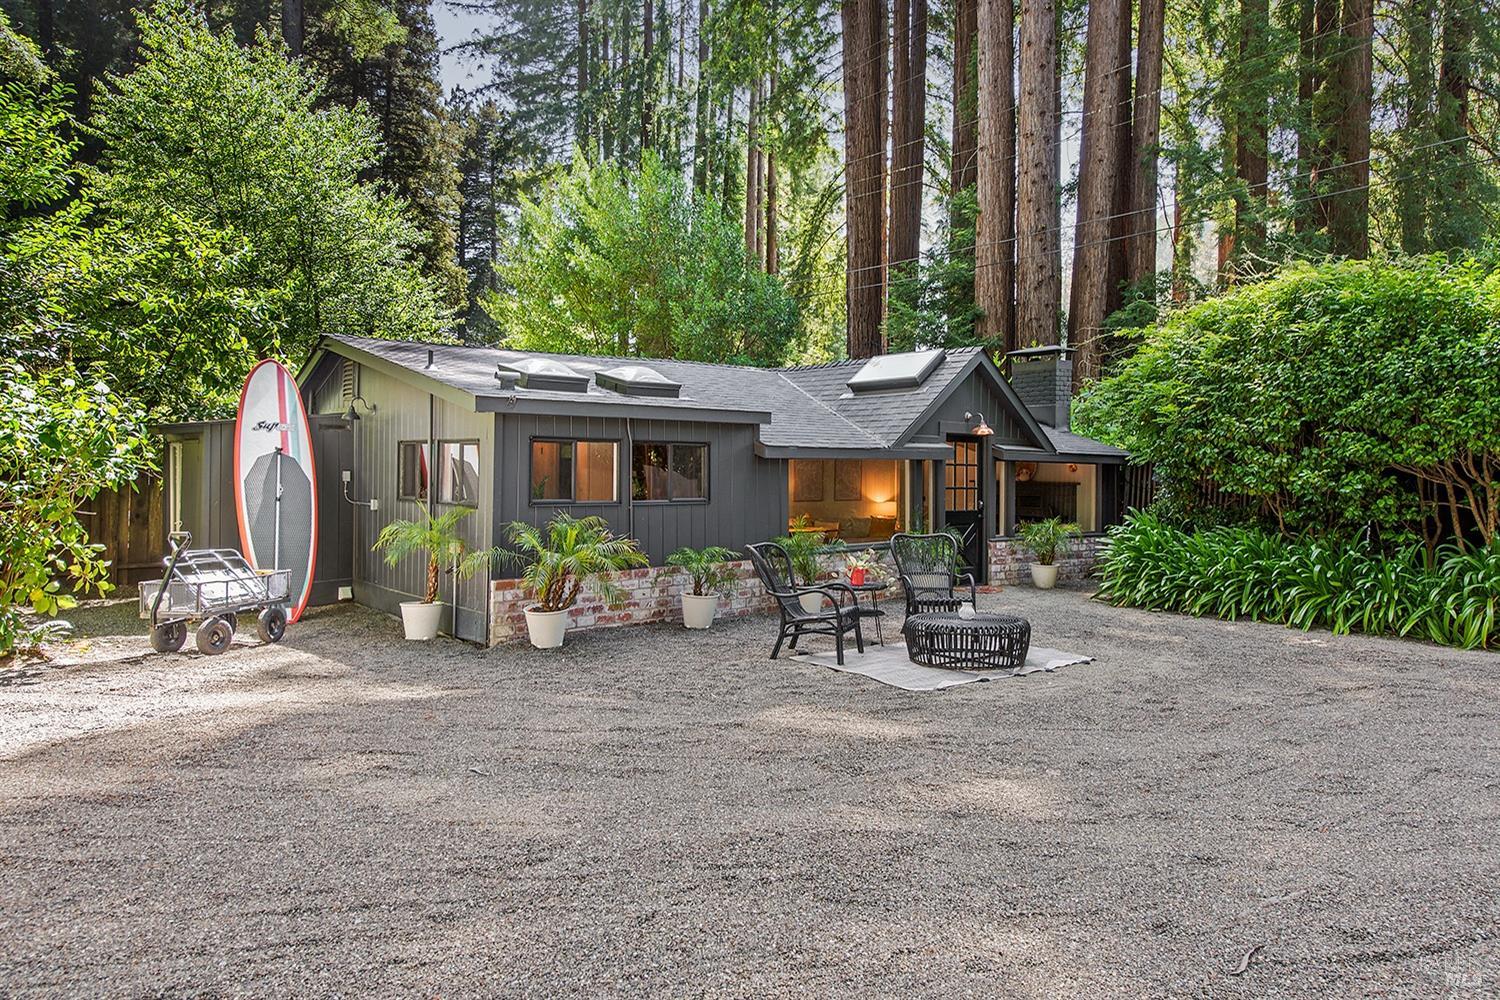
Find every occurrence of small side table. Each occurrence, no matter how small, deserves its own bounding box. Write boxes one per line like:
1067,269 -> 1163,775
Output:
903,612 -> 1032,672
845,579 -> 891,645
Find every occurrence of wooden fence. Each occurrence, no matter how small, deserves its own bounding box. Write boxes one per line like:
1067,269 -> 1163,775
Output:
80,474 -> 167,586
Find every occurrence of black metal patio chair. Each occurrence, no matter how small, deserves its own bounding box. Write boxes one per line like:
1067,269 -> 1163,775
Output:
745,542 -> 864,665
890,532 -> 979,618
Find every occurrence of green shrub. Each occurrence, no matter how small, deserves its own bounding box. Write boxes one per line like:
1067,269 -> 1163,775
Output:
1097,513 -> 1499,650
1075,258 -> 1500,545
488,152 -> 800,366
0,363 -> 152,654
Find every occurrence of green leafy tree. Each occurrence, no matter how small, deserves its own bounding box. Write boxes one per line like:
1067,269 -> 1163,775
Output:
487,151 -> 799,363
0,362 -> 152,654
1075,258 -> 1500,547
87,0 -> 449,370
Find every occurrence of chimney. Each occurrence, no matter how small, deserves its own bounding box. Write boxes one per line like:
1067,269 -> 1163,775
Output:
1005,345 -> 1073,429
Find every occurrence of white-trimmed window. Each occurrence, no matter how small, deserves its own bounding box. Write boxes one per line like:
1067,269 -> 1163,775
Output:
436,440 -> 480,506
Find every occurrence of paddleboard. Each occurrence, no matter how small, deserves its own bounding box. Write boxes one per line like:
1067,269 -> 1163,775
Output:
234,360 -> 318,623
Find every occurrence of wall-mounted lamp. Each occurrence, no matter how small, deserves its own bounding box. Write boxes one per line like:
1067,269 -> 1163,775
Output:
342,395 -> 376,422
964,411 -> 994,437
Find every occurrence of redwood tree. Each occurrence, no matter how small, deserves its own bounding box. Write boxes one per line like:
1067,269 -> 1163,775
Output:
842,0 -> 888,358
1068,0 -> 1127,388
974,0 -> 1015,347
1015,0 -> 1059,350
1125,0 -> 1163,289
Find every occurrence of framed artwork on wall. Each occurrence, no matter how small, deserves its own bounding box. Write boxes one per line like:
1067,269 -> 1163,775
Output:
835,460 -> 863,501
792,460 -> 824,502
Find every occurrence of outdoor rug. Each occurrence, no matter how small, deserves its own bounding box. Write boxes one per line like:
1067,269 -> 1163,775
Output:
793,642 -> 1093,692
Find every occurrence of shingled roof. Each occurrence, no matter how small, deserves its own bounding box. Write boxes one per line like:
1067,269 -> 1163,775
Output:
310,335 -> 1125,460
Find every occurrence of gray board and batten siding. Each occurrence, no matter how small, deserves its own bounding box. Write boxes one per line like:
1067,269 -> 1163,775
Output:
494,412 -> 787,568
304,357 -> 494,643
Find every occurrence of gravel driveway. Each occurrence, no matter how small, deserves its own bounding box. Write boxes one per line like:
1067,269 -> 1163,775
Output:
2,588 -> 1497,998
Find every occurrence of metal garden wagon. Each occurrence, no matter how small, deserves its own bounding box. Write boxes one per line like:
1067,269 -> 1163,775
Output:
139,532 -> 292,655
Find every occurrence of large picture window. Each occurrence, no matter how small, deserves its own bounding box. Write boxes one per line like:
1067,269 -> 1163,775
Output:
397,441 -> 430,501
631,443 -> 707,501
435,440 -> 480,506
787,459 -> 906,543
531,439 -> 618,503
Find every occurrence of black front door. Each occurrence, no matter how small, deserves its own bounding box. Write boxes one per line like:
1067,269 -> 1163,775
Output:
944,438 -> 987,583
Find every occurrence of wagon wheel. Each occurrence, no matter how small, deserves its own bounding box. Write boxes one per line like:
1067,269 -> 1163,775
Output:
256,606 -> 288,644
195,617 -> 234,656
150,621 -> 187,654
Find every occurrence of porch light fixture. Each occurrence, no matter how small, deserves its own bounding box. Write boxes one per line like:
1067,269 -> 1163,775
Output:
343,395 -> 376,422
964,411 -> 994,437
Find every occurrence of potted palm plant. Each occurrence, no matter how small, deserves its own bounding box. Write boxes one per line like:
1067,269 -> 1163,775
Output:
774,530 -> 831,613
1017,517 -> 1081,589
666,546 -> 739,629
503,513 -> 647,648
374,505 -> 497,640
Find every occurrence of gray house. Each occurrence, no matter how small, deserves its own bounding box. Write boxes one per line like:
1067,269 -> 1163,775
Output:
277,336 -> 1127,641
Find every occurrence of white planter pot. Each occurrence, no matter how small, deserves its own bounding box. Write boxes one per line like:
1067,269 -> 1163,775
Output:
1029,563 -> 1060,589
399,601 -> 445,640
681,592 -> 719,629
524,606 -> 570,649
798,591 -> 825,615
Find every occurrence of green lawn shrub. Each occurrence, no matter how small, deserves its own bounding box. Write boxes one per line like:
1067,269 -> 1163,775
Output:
1097,513 -> 1499,650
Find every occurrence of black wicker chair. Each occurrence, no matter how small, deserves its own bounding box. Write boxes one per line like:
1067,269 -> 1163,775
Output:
890,532 -> 979,617
746,542 -> 864,665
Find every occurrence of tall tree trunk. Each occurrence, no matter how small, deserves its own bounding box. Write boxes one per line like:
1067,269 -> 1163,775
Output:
951,0 -> 979,219
602,29 -> 614,160
281,0 -> 304,56
1399,0 -> 1435,253
1232,0 -> 1270,274
746,79 -> 761,260
642,0 -> 655,159
578,0 -> 591,154
1068,0 -> 1127,390
1016,0 -> 1059,350
1330,0 -> 1371,258
767,147 -> 779,273
1434,0 -> 1472,248
975,0 -> 1015,347
1104,0 -> 1134,319
843,0 -> 889,358
1125,0 -> 1163,289
1308,0 -> 1340,237
1292,0 -> 1315,234
890,0 -> 928,279
693,0 -> 710,191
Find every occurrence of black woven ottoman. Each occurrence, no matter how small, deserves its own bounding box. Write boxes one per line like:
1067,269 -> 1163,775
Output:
903,611 -> 1032,672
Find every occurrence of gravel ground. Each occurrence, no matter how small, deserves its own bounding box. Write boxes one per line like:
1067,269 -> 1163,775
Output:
2,588 -> 1497,998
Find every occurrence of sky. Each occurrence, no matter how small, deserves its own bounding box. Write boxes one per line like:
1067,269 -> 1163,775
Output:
431,1 -> 493,97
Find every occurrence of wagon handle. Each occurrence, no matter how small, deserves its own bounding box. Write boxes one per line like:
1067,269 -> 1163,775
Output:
150,531 -> 193,627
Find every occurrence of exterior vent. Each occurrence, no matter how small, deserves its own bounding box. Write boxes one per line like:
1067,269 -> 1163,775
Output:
496,357 -> 590,393
847,349 -> 946,392
595,365 -> 682,398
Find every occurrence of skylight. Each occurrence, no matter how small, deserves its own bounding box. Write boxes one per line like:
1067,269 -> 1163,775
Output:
846,349 -> 946,392
495,357 -> 590,393
595,365 -> 682,398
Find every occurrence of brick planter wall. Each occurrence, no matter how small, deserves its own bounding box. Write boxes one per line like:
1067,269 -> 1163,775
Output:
988,535 -> 1107,586
489,552 -> 885,645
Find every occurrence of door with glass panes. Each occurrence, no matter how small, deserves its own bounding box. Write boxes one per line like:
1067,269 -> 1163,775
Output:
943,438 -> 987,583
